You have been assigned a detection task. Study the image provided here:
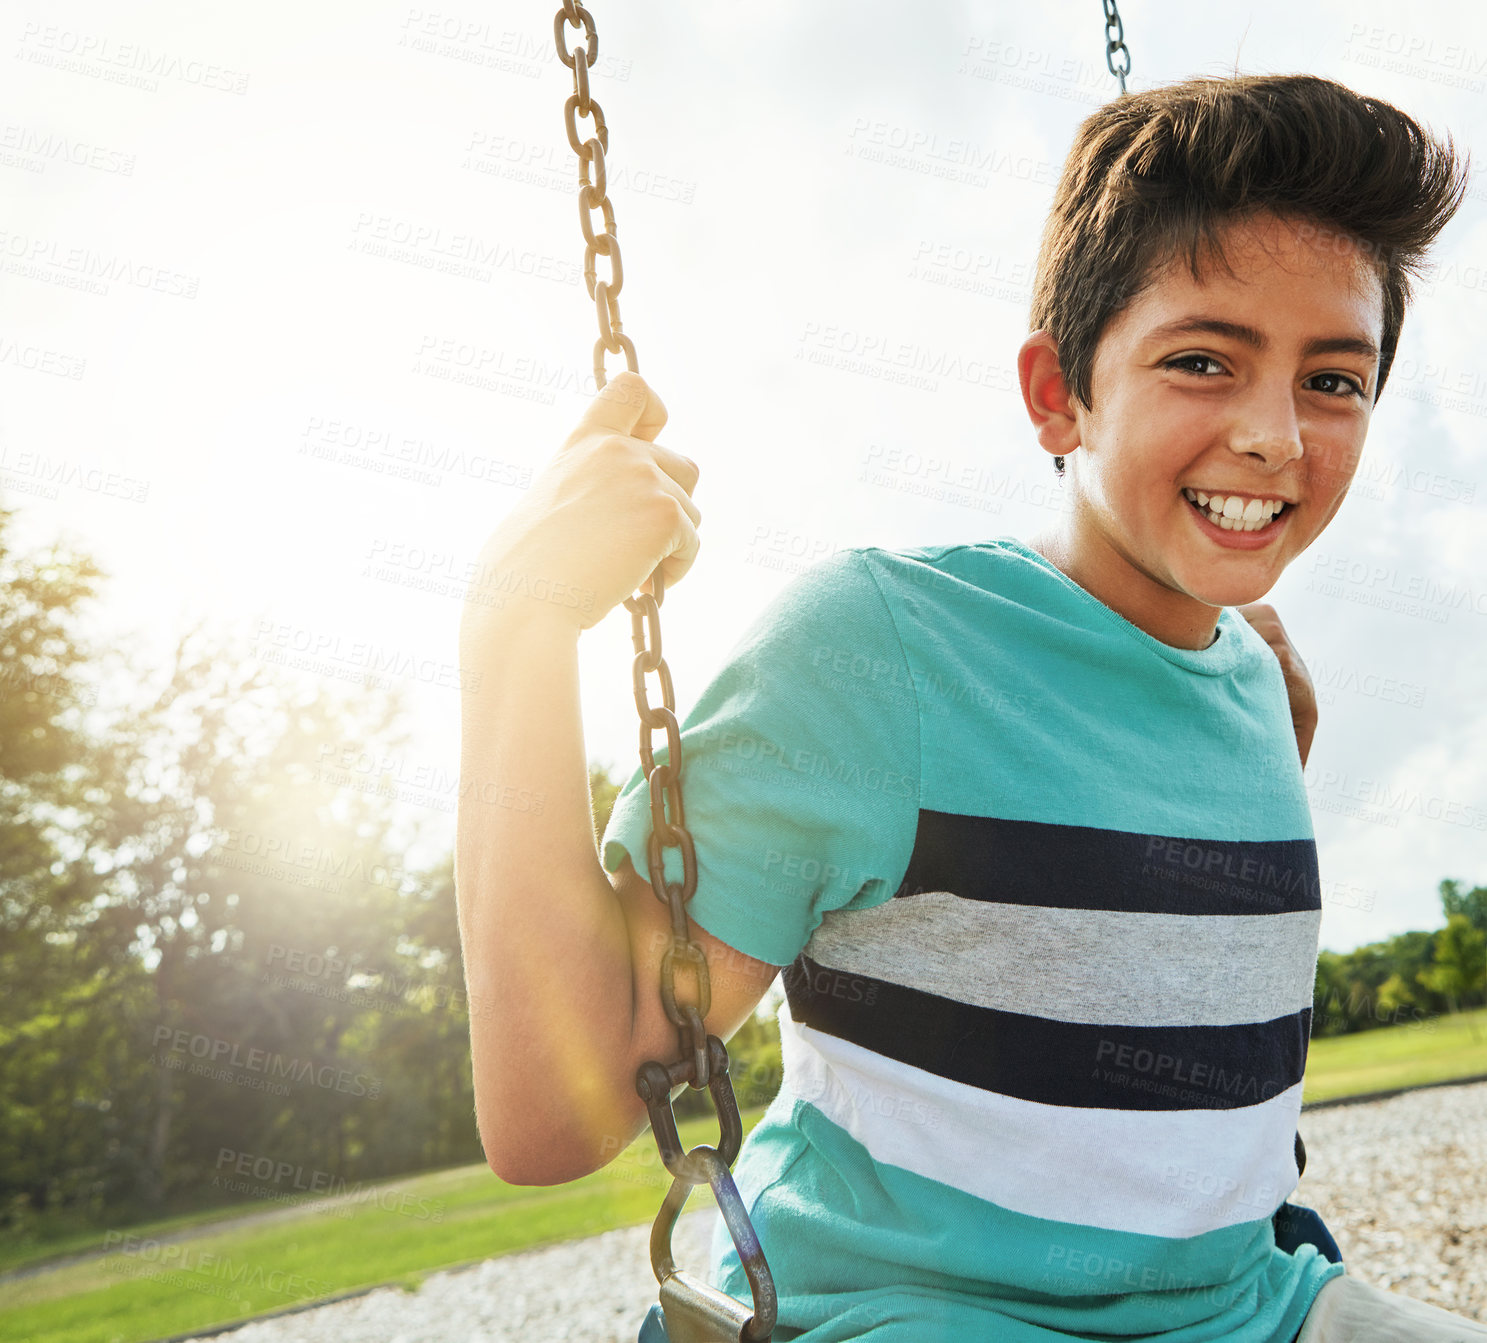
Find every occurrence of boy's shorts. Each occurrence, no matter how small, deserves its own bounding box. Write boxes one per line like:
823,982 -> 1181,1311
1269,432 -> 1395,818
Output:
1296,1274 -> 1487,1341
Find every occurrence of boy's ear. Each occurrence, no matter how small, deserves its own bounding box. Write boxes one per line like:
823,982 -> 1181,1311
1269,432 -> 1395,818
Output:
1018,330 -> 1082,464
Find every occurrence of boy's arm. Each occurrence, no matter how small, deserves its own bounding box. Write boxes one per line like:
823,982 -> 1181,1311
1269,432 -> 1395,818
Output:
1237,602 -> 1317,768
455,375 -> 781,1187
456,607 -> 779,1185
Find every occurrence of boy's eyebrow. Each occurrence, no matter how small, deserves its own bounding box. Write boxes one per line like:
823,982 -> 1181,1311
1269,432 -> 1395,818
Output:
1143,317 -> 1379,363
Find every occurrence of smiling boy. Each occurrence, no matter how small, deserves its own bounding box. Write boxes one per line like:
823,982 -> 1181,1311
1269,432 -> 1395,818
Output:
1020,212 -> 1377,653
457,74 -> 1476,1341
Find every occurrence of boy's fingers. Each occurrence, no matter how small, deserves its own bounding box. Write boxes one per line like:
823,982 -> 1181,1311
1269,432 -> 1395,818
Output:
564,370 -> 668,448
1237,602 -> 1291,652
637,529 -> 700,596
658,471 -> 702,529
650,441 -> 701,497
1236,601 -> 1277,631
651,514 -> 701,592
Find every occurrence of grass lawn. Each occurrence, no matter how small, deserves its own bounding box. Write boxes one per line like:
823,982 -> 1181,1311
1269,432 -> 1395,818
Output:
0,1195 -> 351,1278
0,1107 -> 763,1343
3,1008 -> 1484,1342
1301,1003 -> 1486,1103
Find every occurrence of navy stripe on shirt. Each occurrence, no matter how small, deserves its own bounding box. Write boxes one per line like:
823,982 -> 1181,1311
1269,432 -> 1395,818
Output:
894,811 -> 1322,917
783,952 -> 1310,1111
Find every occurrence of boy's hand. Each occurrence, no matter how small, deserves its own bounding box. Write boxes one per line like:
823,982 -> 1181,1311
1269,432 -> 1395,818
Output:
463,371 -> 700,633
1236,603 -> 1317,769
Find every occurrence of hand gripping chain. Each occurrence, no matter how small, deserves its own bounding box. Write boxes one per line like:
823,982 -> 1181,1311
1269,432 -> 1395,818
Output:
552,7 -> 777,1338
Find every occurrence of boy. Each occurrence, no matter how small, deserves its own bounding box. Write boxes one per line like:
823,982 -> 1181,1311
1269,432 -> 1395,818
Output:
456,74 -> 1478,1340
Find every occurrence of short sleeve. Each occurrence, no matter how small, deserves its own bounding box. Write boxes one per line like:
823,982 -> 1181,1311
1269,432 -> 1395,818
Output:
600,548 -> 921,967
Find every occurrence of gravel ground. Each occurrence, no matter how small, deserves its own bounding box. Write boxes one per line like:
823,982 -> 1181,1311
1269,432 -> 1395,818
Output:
197,1080 -> 1487,1342
1294,1080 -> 1487,1319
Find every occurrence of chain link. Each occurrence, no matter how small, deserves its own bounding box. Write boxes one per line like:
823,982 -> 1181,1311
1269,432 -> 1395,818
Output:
1055,0 -> 1130,489
554,3 -> 638,390
1102,0 -> 1131,94
554,0 -> 712,1091
552,8 -> 776,1336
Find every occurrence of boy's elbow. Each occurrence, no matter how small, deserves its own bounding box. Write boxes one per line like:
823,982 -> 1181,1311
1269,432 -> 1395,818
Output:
486,1146 -> 564,1188
485,1133 -> 596,1186
479,1108 -> 634,1187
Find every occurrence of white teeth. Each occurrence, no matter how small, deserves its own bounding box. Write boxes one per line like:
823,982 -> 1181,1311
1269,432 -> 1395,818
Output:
1182,488 -> 1288,533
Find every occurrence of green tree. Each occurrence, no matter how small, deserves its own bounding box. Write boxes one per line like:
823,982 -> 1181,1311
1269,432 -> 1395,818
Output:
1311,928 -> 1444,1037
0,504 -> 140,1227
1439,878 -> 1487,937
98,621 -> 444,1206
1374,970 -> 1419,1022
1417,913 -> 1487,1028
2,498 -> 487,1225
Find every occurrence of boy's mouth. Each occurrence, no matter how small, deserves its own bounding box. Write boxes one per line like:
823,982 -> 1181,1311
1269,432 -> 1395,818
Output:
1181,487 -> 1292,534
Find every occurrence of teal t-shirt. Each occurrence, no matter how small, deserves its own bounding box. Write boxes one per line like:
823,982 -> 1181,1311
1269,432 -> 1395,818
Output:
602,538 -> 1343,1341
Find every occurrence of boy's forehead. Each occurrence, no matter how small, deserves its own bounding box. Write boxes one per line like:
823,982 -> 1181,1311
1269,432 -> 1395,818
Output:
1199,213 -> 1376,283
1122,215 -> 1384,345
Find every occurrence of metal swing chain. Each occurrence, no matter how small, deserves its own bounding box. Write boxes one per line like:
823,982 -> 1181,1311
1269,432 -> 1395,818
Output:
1103,0 -> 1131,94
552,7 -> 777,1339
1051,1 -> 1132,481
553,1 -> 636,393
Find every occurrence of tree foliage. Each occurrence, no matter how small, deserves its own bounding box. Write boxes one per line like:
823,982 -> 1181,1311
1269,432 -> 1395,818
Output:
0,505 -> 479,1231
1311,882 -> 1487,1038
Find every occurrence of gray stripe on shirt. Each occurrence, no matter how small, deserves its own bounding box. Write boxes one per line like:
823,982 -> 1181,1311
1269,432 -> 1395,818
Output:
804,892 -> 1320,1027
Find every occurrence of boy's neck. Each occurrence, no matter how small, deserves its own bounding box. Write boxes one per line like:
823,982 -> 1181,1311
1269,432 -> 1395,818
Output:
1025,528 -> 1222,652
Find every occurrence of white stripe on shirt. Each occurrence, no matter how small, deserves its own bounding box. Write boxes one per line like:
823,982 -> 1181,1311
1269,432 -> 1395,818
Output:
778,1000 -> 1303,1239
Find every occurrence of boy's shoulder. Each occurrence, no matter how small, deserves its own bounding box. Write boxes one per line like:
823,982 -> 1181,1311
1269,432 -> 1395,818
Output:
741,540 -> 1039,684
761,538 -> 1079,681
799,538 -> 1279,677
812,536 -> 1037,592
800,537 -> 1058,615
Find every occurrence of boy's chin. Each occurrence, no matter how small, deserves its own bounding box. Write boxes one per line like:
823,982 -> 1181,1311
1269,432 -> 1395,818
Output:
1163,535 -> 1293,609
1181,573 -> 1278,609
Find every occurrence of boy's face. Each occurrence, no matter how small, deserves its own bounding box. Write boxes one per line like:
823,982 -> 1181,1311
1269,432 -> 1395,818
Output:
1021,210 -> 1383,647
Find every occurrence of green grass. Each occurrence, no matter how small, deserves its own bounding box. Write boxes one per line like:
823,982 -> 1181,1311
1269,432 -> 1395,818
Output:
0,1107 -> 767,1343
0,1194 -> 343,1277
3,1009 -> 1484,1342
1301,1003 -> 1487,1103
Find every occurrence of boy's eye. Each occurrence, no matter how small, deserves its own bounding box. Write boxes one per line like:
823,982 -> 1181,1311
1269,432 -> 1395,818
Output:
1307,372 -> 1366,399
1162,354 -> 1224,377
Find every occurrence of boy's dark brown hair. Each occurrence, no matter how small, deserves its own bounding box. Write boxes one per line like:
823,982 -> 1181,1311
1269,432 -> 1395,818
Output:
1030,73 -> 1470,416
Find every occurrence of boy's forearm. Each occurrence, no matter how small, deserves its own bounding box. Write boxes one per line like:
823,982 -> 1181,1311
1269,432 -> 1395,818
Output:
456,605 -> 641,1183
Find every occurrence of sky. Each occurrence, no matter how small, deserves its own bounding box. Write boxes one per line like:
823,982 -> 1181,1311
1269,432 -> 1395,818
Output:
3,0 -> 1485,953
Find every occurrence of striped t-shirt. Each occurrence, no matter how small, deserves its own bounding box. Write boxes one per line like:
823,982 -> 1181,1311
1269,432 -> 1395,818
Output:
602,538 -> 1343,1341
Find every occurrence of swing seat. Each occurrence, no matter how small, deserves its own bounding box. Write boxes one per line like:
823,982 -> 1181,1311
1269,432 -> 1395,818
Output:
636,1202 -> 1342,1342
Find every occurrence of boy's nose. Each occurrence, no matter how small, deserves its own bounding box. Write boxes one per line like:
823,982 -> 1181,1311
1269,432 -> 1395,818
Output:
1226,387 -> 1304,466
